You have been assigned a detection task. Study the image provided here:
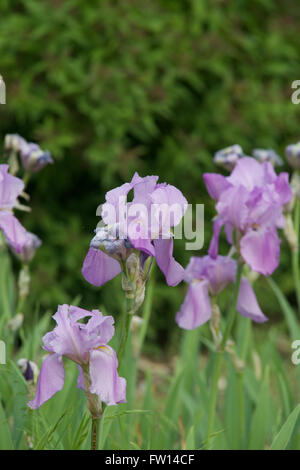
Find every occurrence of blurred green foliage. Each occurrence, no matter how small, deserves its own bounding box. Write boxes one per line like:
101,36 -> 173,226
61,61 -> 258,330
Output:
0,0 -> 300,346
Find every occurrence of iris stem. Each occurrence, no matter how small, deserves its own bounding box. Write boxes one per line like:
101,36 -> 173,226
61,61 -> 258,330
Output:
118,297 -> 134,368
292,198 -> 300,314
138,263 -> 155,356
91,417 -> 100,451
205,262 -> 243,445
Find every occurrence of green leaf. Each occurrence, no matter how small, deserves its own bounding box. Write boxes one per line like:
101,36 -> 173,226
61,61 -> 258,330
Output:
270,404 -> 300,450
267,278 -> 300,341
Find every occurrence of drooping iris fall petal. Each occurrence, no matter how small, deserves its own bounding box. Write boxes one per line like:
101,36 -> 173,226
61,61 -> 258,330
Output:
237,278 -> 268,323
28,353 -> 65,409
176,280 -> 211,330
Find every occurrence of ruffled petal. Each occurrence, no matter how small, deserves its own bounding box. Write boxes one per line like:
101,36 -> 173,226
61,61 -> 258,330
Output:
176,280 -> 212,330
150,184 -> 188,227
28,353 -> 65,409
227,157 -> 265,191
89,347 -> 126,406
82,248 -> 121,287
237,278 -> 268,323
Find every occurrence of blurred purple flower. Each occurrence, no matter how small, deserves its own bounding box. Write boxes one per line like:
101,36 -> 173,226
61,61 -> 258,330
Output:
0,164 -> 28,252
5,134 -> 53,173
28,305 -> 126,410
11,231 -> 42,263
285,142 -> 300,170
176,255 -> 267,330
213,144 -> 244,171
82,172 -> 188,287
203,157 -> 293,275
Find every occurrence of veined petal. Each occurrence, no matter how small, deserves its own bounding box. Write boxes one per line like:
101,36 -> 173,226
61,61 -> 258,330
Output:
82,248 -> 121,287
89,347 -> 126,406
237,278 -> 268,323
28,353 -> 65,409
153,238 -> 184,286
176,280 -> 212,330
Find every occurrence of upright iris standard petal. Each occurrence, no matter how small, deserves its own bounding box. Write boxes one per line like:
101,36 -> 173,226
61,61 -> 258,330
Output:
240,227 -> 280,276
153,238 -> 184,286
86,311 -> 115,345
89,347 -> 126,406
28,353 -> 65,409
237,278 -> 268,323
150,184 -> 188,227
203,173 -> 231,200
49,304 -> 88,361
82,248 -> 121,287
176,280 -> 212,330
227,157 -> 265,191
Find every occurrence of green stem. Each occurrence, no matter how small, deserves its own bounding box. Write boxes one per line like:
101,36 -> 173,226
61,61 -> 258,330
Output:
138,263 -> 155,356
206,262 -> 243,443
23,171 -> 31,188
91,417 -> 100,451
292,198 -> 300,313
118,297 -> 134,368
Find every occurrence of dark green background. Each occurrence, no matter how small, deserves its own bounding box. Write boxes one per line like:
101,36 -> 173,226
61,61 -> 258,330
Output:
1,0 -> 300,350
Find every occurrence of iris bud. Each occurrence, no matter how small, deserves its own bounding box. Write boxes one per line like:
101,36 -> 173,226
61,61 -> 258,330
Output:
213,144 -> 244,171
286,142 -> 300,170
17,358 -> 39,383
252,148 -> 283,166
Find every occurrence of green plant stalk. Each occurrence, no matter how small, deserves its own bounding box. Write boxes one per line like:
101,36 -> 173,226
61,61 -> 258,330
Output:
118,296 -> 134,368
91,417 -> 100,451
237,317 -> 251,448
206,262 -> 243,443
138,263 -> 155,356
237,371 -> 245,448
292,198 -> 300,314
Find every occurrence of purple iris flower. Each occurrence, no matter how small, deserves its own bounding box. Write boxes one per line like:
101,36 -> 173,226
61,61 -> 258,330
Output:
5,134 -> 53,173
82,172 -> 188,287
176,255 -> 267,330
203,157 -> 293,276
28,305 -> 126,410
0,164 -> 29,253
11,231 -> 42,262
